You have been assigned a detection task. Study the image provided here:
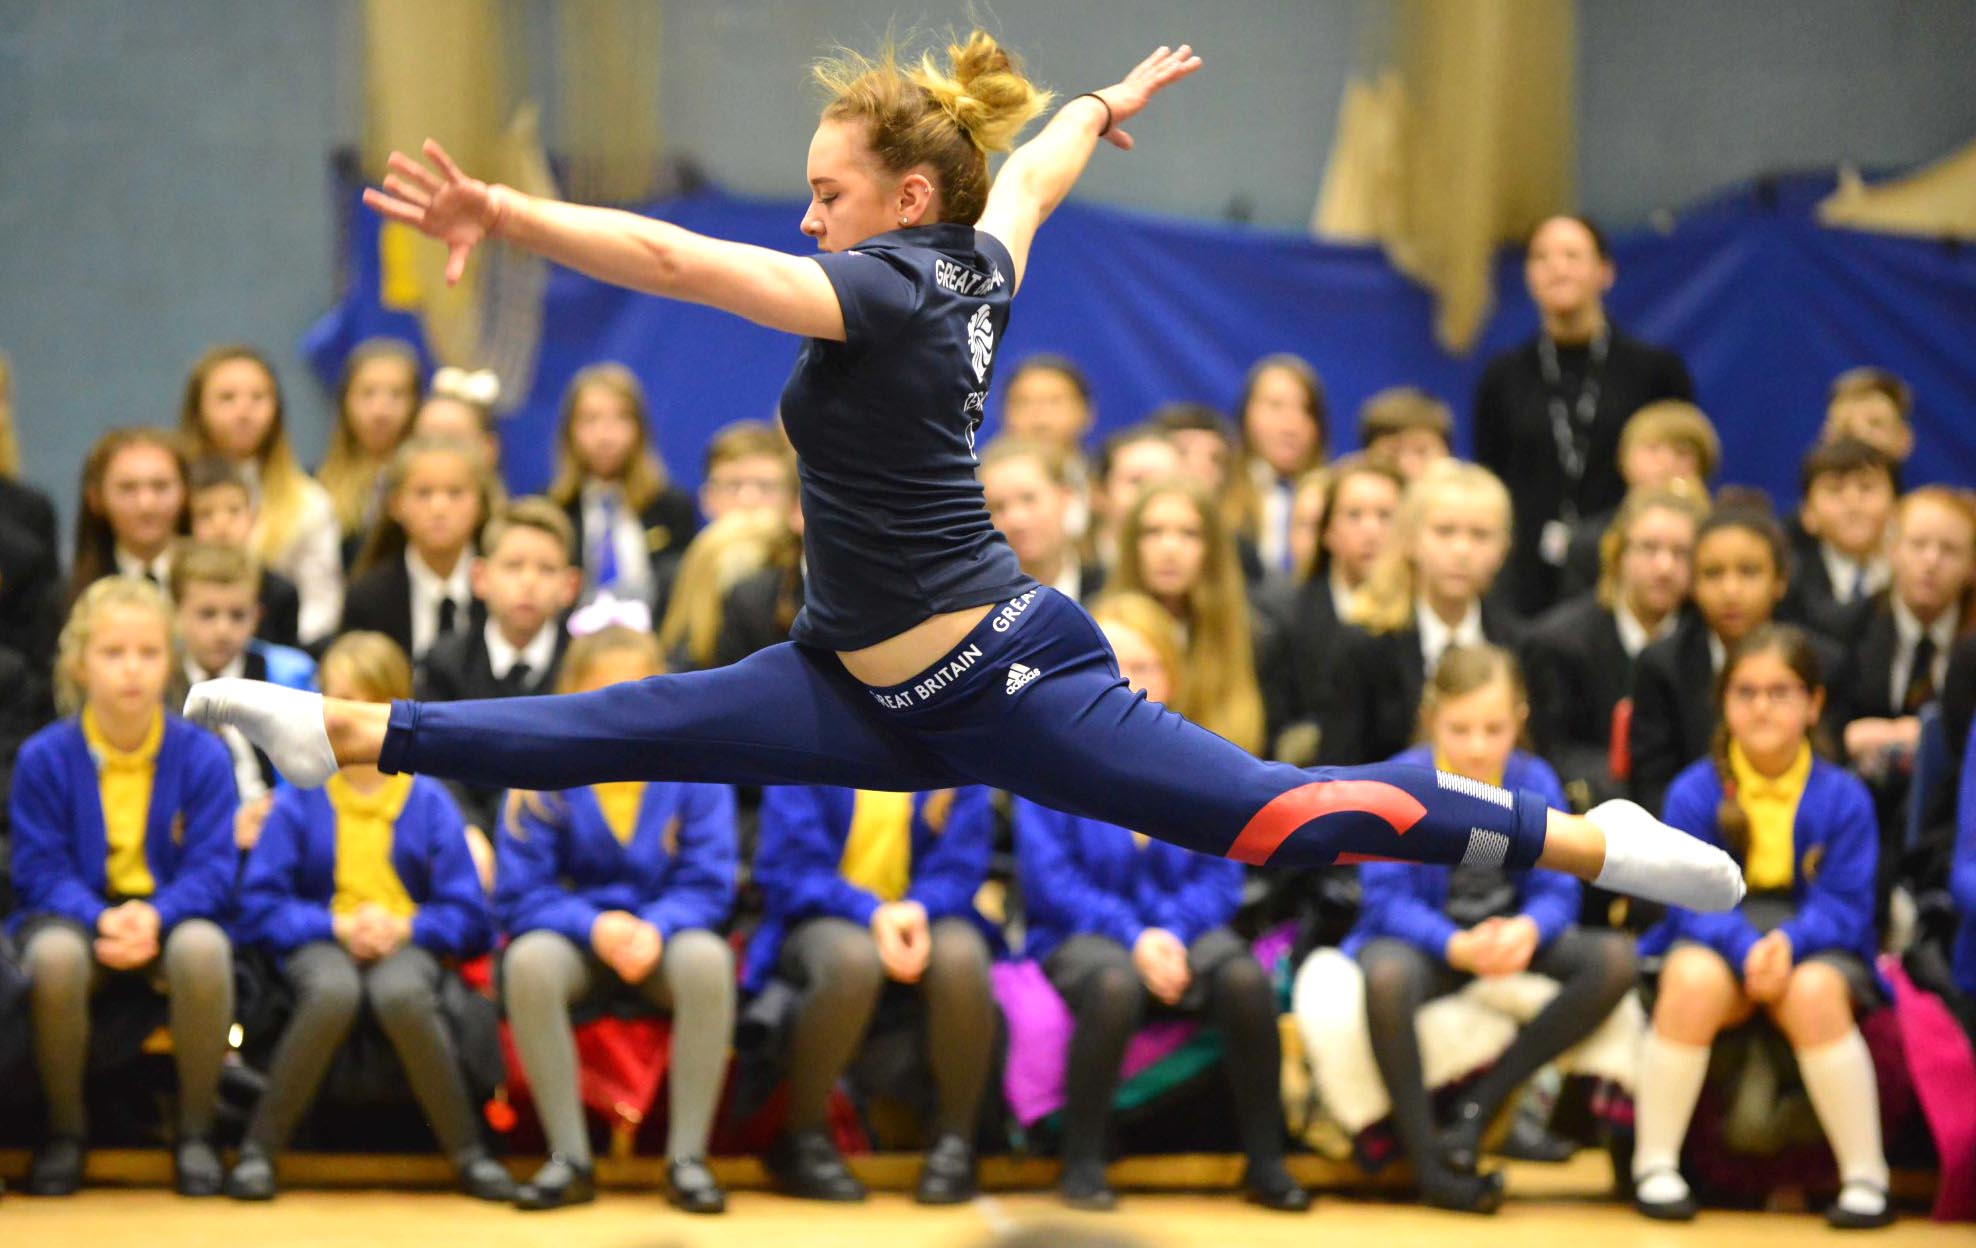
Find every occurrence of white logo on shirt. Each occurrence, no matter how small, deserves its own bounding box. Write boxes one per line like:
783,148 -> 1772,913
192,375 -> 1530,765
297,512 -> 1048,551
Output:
967,304 -> 994,381
1005,663 -> 1041,695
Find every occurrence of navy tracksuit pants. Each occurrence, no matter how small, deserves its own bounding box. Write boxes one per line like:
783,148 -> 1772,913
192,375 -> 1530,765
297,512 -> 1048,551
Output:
379,587 -> 1552,871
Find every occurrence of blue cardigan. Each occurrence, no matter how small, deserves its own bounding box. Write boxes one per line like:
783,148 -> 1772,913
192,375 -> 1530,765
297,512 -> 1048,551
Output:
494,781 -> 737,947
1639,754 -> 1879,972
8,714 -> 238,935
744,784 -> 992,993
1953,729 -> 1976,997
1342,747 -> 1577,959
1013,798 -> 1243,964
238,777 -> 491,959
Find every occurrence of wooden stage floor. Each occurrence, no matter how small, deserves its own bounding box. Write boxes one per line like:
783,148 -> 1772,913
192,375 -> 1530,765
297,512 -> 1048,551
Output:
0,1156 -> 1960,1248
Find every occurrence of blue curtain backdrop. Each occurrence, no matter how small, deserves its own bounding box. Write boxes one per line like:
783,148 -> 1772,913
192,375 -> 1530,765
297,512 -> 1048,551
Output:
303,174 -> 1976,509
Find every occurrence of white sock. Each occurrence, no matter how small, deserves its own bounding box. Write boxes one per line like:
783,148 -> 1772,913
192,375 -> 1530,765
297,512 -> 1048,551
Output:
1797,1029 -> 1889,1210
1632,1032 -> 1710,1200
1587,800 -> 1746,912
183,678 -> 340,789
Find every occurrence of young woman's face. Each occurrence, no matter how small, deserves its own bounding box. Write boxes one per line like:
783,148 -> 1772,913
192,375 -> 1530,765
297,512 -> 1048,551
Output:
569,385 -> 643,482
347,357 -> 419,457
200,358 -> 278,460
571,649 -> 660,695
78,604 -> 171,720
1002,369 -> 1092,450
1102,439 -> 1181,529
1100,620 -> 1173,706
1322,472 -> 1401,586
1691,527 -> 1783,644
981,455 -> 1070,570
390,453 -> 481,557
1135,492 -> 1208,602
1892,497 -> 1976,622
1722,648 -> 1820,764
801,119 -> 912,253
1617,505 -> 1697,623
1427,678 -> 1521,783
1412,491 -> 1508,608
99,443 -> 185,556
1243,367 -> 1318,476
1524,217 -> 1612,321
1804,468 -> 1895,560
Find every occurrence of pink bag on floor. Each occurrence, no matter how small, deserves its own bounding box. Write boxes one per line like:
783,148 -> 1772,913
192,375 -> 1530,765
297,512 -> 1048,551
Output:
1882,953 -> 1976,1222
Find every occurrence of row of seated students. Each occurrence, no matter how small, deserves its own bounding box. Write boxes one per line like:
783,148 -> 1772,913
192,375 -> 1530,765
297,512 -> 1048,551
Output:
4,542 -> 1974,1227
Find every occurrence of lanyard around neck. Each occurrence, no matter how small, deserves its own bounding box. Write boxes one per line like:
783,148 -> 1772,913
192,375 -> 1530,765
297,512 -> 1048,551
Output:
1537,329 -> 1610,521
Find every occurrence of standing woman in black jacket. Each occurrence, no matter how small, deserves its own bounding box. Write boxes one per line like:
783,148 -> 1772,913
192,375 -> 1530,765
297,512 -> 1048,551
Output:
0,351 -> 62,675
1473,216 -> 1694,617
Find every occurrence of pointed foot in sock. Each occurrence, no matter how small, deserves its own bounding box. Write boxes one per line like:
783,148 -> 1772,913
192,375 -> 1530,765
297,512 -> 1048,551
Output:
514,1153 -> 595,1211
1587,799 -> 1746,912
1826,1181 -> 1894,1230
224,1149 -> 277,1201
1059,1162 -> 1118,1211
1418,1167 -> 1504,1214
1632,1168 -> 1698,1221
183,678 -> 339,789
1242,1162 -> 1311,1212
666,1158 -> 727,1214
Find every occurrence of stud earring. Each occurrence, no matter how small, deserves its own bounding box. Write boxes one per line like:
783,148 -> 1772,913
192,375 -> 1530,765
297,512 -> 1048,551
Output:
899,216 -> 909,226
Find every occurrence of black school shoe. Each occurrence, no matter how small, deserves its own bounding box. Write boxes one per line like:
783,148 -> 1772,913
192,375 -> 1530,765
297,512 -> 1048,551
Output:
665,1158 -> 727,1214
1631,1169 -> 1699,1222
24,1135 -> 85,1196
175,1137 -> 225,1197
458,1152 -> 518,1202
914,1133 -> 978,1205
224,1147 -> 278,1202
1418,1166 -> 1505,1215
764,1127 -> 866,1202
1826,1182 -> 1895,1230
1242,1161 -> 1312,1212
1058,1160 -> 1117,1211
514,1153 -> 596,1211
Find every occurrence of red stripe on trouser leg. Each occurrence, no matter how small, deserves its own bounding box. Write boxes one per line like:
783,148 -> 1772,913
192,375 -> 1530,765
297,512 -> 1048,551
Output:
1224,780 -> 1427,866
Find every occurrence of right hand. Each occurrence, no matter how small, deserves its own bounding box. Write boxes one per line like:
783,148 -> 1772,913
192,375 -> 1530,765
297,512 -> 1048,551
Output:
363,139 -> 503,285
1132,928 -> 1190,1004
235,793 -> 274,852
871,901 -> 931,983
1088,44 -> 1203,151
591,909 -> 643,968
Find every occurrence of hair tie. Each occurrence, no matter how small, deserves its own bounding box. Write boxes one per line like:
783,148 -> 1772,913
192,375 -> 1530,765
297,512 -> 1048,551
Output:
567,591 -> 652,638
431,366 -> 502,409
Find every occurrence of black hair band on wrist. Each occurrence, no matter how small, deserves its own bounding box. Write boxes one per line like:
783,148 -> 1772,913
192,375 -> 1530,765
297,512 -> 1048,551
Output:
1075,92 -> 1113,136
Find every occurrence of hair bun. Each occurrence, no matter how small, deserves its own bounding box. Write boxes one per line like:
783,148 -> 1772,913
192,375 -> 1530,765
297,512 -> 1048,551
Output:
912,30 -> 1052,156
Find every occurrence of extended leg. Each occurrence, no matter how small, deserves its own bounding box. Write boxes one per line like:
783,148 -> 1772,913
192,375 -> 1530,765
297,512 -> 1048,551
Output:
187,642 -> 956,793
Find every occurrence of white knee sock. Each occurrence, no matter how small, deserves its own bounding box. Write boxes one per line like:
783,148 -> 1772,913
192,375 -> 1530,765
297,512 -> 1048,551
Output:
1797,1029 -> 1889,1213
183,678 -> 340,789
1588,800 -> 1746,912
1632,1032 -> 1711,1201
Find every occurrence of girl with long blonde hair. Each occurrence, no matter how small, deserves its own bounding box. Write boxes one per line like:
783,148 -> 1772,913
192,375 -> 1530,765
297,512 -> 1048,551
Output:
316,337 -> 422,566
180,345 -> 343,643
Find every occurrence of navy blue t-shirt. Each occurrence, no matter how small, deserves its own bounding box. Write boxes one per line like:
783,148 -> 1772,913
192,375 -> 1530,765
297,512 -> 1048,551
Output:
780,223 -> 1037,650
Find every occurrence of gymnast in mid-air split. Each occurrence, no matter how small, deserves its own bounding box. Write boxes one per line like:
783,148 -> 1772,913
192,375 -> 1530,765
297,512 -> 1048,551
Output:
189,33 -> 1742,935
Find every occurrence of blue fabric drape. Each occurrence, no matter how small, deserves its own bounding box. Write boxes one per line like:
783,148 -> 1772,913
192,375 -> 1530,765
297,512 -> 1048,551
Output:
304,173 -> 1976,510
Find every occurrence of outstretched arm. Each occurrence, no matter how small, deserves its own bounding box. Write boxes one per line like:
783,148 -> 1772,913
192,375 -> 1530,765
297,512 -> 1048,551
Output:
976,43 -> 1201,289
365,140 -> 847,341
